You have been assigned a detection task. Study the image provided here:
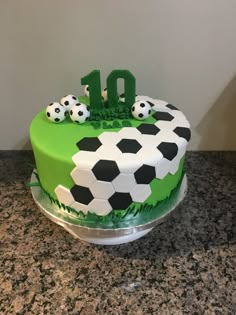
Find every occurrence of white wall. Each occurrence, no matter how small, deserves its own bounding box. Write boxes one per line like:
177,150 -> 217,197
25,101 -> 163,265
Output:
0,0 -> 236,150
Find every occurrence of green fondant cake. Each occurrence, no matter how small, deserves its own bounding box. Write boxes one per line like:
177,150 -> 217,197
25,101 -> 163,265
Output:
30,71 -> 191,228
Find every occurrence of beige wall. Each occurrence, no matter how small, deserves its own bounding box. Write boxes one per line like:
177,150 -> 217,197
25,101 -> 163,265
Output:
1,0 -> 236,150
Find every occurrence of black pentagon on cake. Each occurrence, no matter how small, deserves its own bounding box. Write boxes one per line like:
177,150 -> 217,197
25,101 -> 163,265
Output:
76,137 -> 102,151
173,127 -> 191,142
153,111 -> 174,121
71,185 -> 93,205
117,139 -> 142,154
166,104 -> 179,110
137,124 -> 160,135
134,164 -> 156,184
109,192 -> 133,210
157,142 -> 178,161
92,160 -> 120,181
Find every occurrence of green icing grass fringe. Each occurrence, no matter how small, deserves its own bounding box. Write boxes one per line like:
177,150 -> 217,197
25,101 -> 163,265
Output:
25,170 -> 41,187
89,105 -> 131,121
27,170 -> 186,229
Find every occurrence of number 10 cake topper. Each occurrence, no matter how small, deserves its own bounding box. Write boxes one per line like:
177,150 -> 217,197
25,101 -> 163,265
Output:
46,69 -> 153,124
81,70 -> 136,109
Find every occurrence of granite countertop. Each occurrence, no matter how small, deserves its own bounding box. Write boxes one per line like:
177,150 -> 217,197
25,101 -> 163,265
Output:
0,151 -> 235,315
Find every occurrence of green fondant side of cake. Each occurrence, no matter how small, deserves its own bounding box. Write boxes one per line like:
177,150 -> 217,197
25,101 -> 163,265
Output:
30,108 -> 185,210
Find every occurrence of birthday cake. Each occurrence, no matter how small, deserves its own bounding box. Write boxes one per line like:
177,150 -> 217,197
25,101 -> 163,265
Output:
30,70 -> 191,228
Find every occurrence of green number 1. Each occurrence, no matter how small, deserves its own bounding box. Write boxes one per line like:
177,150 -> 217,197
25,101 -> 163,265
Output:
81,70 -> 103,109
81,70 -> 136,109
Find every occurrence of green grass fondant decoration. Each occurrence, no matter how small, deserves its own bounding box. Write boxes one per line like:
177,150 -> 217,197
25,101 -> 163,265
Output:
29,170 -> 185,229
89,105 -> 131,121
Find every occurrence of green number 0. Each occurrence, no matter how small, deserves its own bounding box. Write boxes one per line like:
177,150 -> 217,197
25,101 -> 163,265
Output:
81,70 -> 136,109
107,70 -> 136,108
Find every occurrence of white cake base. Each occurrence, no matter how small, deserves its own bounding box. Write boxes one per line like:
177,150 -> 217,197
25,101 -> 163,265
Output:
63,225 -> 153,245
30,172 -> 187,245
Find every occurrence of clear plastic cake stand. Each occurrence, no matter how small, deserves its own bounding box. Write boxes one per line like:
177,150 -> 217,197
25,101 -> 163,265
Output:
30,172 -> 187,245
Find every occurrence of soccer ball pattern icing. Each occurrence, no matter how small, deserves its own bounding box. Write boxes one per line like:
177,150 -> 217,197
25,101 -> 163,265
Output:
46,102 -> 67,123
55,97 -> 191,216
69,103 -> 90,124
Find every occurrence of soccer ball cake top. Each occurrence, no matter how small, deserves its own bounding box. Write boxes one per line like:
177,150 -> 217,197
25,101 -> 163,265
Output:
45,70 -> 153,123
30,70 -> 191,222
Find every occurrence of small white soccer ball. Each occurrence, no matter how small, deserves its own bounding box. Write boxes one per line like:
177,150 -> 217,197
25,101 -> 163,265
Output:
131,100 -> 152,120
84,85 -> 89,97
69,103 -> 90,124
119,93 -> 125,103
102,88 -> 108,102
46,102 -> 67,123
60,94 -> 78,110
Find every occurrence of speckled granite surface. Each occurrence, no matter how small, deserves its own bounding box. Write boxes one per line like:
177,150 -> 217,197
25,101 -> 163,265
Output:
0,151 -> 235,315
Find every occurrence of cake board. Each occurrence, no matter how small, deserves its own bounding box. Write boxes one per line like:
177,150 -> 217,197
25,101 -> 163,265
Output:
30,172 -> 187,245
